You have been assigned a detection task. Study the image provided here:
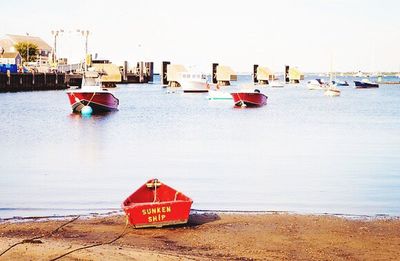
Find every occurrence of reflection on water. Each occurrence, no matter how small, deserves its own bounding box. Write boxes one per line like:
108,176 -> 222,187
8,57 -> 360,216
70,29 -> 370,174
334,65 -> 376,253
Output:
0,75 -> 399,218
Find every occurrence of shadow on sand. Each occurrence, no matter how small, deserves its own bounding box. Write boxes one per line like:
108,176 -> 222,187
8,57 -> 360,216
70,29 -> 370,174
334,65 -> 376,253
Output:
186,212 -> 221,227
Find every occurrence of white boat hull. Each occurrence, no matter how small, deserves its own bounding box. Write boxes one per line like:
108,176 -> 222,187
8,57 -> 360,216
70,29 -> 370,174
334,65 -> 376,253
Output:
324,88 -> 341,96
208,90 -> 232,100
308,84 -> 326,90
181,81 -> 209,93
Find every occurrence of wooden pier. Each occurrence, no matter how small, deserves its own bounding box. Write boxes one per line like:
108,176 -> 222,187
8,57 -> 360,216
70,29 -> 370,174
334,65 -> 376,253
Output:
120,61 -> 154,84
0,73 -> 67,92
0,60 -> 154,92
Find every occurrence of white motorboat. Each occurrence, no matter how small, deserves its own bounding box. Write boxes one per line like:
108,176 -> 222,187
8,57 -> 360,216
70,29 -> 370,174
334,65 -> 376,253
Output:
307,79 -> 327,90
177,72 -> 209,93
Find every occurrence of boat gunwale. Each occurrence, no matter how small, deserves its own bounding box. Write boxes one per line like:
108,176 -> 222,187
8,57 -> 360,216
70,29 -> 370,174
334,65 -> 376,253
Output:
122,199 -> 193,210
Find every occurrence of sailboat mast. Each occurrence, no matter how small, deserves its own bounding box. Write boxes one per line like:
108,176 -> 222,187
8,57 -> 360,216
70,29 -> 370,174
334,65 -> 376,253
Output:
329,54 -> 333,84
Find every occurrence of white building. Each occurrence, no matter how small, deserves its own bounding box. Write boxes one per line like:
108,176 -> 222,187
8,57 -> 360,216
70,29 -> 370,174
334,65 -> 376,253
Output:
0,34 -> 52,63
0,52 -> 22,65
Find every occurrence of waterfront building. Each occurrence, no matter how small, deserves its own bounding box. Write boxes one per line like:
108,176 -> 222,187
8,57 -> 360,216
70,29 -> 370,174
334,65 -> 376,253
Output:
257,66 -> 274,84
0,34 -> 52,65
288,67 -> 304,83
0,52 -> 22,65
216,65 -> 237,85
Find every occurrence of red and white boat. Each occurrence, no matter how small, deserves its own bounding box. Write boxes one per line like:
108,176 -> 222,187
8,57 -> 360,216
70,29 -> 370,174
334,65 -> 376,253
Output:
66,71 -> 119,113
230,89 -> 268,107
122,178 -> 193,228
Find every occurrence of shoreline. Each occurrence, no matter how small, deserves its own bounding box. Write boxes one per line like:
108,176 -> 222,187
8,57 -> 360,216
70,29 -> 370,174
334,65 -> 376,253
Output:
1,209 -> 398,223
1,212 -> 400,260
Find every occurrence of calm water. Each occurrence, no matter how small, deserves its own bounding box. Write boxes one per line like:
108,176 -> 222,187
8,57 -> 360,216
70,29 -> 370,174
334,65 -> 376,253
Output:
0,75 -> 399,218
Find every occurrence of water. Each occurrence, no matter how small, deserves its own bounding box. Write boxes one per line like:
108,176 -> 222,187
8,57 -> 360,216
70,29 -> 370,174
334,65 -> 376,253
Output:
1,75 -> 399,218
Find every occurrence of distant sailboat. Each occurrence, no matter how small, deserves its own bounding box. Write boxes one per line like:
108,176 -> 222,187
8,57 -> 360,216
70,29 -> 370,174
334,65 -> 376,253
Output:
324,57 -> 340,97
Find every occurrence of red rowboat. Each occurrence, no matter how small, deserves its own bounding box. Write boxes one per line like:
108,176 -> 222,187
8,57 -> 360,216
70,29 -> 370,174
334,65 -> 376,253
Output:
66,71 -> 119,113
122,179 -> 193,228
230,89 -> 268,107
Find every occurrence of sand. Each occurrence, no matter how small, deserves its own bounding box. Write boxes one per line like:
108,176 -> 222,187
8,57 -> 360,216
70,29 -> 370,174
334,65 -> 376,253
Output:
1,212 -> 400,260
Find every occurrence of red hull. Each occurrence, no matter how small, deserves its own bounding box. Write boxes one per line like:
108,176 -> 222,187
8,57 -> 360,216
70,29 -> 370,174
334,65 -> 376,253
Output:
67,91 -> 119,113
230,92 -> 268,107
122,179 -> 193,228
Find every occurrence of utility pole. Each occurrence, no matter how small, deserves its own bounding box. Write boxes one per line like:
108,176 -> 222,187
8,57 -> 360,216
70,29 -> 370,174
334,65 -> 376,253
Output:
79,30 -> 90,71
26,33 -> 29,63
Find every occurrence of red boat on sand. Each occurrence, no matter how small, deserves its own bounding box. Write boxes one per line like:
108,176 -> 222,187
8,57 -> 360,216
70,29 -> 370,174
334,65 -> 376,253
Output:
230,89 -> 268,107
66,71 -> 119,113
122,179 -> 193,228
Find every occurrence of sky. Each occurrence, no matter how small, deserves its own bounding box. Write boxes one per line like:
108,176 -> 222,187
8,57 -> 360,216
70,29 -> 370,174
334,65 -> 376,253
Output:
1,0 -> 400,73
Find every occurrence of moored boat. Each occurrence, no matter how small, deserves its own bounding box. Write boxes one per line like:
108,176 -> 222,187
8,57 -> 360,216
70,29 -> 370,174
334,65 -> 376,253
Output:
208,90 -> 232,100
230,89 -> 268,107
336,80 -> 349,86
324,86 -> 341,96
66,71 -> 119,113
354,79 -> 379,88
323,59 -> 341,96
178,72 -> 209,93
122,178 -> 193,228
307,79 -> 327,90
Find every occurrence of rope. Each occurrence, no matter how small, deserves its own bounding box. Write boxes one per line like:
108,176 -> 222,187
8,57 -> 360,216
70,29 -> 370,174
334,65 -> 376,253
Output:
86,92 -> 96,107
71,92 -> 97,108
153,179 -> 157,202
174,191 -> 180,201
49,218 -> 130,261
237,93 -> 245,107
0,215 -> 80,258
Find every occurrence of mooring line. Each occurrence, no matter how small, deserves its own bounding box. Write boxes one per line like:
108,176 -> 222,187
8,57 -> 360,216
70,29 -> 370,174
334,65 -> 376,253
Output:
49,218 -> 130,261
0,215 -> 80,258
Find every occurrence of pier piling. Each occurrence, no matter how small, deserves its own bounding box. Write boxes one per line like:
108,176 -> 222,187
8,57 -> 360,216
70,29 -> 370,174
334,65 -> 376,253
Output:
253,64 -> 258,83
212,63 -> 218,84
285,65 -> 289,84
162,61 -> 170,85
123,61 -> 128,81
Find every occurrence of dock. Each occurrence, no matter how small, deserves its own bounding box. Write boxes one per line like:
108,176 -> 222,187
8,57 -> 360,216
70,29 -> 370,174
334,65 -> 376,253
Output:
0,72 -> 67,92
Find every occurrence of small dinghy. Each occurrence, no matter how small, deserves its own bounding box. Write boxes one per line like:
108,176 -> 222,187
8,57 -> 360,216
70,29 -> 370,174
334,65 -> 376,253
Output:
122,178 -> 193,228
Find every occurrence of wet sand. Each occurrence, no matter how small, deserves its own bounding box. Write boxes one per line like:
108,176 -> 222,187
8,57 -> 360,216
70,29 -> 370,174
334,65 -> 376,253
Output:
1,213 -> 400,260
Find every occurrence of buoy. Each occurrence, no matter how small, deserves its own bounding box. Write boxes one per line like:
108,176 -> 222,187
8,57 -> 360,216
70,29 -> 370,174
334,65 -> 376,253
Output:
81,105 -> 93,115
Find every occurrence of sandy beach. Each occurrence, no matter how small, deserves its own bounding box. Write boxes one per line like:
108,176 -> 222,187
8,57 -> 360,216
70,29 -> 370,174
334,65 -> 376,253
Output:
1,212 -> 400,260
